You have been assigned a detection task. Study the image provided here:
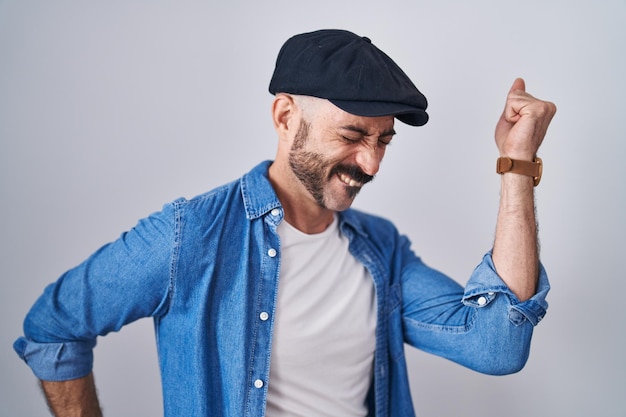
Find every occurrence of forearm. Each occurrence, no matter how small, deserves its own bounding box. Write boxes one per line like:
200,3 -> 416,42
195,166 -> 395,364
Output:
40,373 -> 102,417
492,173 -> 538,301
490,78 -> 555,301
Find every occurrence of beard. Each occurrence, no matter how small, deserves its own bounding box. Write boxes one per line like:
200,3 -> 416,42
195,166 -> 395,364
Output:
288,120 -> 374,210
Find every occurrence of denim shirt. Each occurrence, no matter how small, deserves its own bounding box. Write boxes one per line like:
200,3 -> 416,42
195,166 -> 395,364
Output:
14,160 -> 549,417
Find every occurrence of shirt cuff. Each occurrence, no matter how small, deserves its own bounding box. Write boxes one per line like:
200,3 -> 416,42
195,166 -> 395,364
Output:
461,252 -> 550,326
13,337 -> 96,381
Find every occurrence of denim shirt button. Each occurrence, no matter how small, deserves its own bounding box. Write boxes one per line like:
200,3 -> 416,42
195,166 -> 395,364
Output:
254,379 -> 264,389
268,248 -> 277,257
271,208 -> 280,217
477,296 -> 487,306
259,311 -> 269,321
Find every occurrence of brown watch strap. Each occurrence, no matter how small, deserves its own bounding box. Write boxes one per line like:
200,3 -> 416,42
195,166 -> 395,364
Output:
496,156 -> 543,186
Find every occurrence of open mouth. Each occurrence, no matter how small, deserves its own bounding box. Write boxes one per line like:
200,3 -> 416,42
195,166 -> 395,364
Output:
338,172 -> 364,188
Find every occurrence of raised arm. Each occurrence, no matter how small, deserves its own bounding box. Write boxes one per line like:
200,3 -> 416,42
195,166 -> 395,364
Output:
40,373 -> 103,417
492,78 -> 556,301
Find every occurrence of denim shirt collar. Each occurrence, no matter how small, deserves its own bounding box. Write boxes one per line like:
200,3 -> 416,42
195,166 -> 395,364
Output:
241,160 -> 370,240
240,161 -> 283,220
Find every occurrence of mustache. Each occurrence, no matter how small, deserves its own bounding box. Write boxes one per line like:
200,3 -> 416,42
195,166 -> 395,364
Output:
330,164 -> 374,186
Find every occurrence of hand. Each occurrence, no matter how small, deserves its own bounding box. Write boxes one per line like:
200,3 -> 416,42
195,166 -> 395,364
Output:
494,78 -> 557,161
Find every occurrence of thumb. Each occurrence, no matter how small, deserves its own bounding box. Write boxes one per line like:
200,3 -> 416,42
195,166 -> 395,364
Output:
501,78 -> 527,123
496,78 -> 524,140
510,77 -> 526,93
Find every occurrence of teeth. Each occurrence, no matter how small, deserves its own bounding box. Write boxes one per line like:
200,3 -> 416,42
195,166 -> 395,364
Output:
339,173 -> 362,188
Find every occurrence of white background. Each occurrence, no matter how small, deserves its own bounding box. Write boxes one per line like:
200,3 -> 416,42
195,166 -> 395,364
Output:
1,1 -> 624,416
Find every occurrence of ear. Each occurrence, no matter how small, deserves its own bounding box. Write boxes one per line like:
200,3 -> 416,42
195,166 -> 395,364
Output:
272,93 -> 298,141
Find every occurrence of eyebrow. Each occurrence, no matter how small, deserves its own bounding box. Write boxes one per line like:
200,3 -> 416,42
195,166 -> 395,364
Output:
340,125 -> 397,138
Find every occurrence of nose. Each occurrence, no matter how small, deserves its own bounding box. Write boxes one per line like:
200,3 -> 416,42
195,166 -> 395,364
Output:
355,144 -> 382,176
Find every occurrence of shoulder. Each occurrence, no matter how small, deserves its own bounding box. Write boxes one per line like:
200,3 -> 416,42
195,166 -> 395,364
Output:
183,179 -> 240,206
346,207 -> 396,229
341,208 -> 403,248
157,161 -> 277,228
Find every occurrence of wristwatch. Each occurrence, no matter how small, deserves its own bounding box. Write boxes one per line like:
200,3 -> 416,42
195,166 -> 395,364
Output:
496,156 -> 543,186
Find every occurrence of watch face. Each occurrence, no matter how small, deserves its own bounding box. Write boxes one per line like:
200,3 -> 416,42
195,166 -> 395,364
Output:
533,157 -> 543,186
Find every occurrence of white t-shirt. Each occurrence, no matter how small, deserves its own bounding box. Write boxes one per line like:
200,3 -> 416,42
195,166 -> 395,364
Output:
265,216 -> 377,417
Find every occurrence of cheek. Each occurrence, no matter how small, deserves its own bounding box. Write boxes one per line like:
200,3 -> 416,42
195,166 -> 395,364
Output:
320,146 -> 353,166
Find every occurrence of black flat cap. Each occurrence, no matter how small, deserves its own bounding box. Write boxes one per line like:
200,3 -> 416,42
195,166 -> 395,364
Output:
269,29 -> 428,126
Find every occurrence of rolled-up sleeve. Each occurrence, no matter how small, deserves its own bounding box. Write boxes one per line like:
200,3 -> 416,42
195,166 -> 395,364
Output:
462,252 -> 549,326
13,338 -> 97,381
401,247 -> 550,375
13,202 -> 180,381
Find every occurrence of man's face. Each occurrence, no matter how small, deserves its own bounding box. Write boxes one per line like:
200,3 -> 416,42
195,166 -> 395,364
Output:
288,103 -> 395,212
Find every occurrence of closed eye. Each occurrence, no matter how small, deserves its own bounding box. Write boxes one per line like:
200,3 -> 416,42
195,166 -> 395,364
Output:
341,135 -> 361,144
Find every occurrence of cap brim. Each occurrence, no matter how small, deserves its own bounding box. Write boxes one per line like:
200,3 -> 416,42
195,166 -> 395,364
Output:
330,99 -> 429,126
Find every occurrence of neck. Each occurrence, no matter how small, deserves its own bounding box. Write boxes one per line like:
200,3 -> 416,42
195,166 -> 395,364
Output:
268,161 -> 335,234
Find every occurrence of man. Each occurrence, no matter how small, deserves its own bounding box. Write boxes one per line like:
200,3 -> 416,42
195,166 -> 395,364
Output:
14,29 -> 556,416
